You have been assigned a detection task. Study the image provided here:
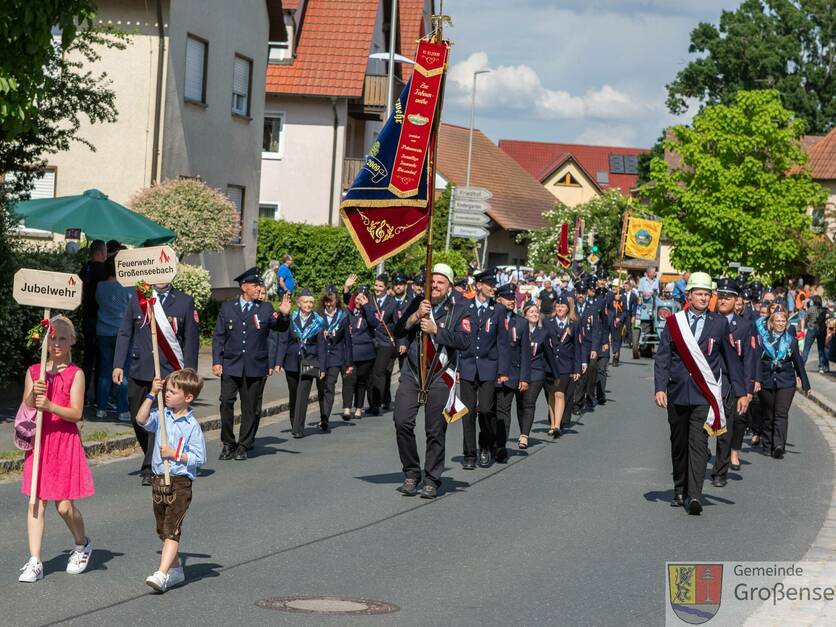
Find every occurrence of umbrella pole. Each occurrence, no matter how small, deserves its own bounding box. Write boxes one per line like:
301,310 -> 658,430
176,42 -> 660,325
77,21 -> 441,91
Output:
149,305 -> 171,485
29,308 -> 50,508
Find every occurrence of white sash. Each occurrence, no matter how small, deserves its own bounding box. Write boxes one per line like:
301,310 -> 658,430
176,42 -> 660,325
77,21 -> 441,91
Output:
153,290 -> 184,369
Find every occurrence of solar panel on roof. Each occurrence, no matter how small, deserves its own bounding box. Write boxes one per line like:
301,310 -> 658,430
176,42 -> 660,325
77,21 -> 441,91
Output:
609,154 -> 625,174
623,154 -> 639,174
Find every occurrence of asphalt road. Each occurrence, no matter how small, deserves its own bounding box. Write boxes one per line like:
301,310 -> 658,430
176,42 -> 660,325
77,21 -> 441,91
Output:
0,355 -> 831,626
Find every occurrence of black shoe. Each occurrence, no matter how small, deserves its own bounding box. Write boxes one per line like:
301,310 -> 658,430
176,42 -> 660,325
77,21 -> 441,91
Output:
341,412 -> 351,421
462,457 -> 476,470
366,407 -> 381,417
141,473 -> 152,487
772,447 -> 784,459
292,432 -> 304,439
235,446 -> 247,461
553,427 -> 562,439
477,450 -> 492,468
597,398 -> 607,406
670,493 -> 684,507
397,478 -> 419,496
584,401 -> 595,412
495,448 -> 508,464
711,477 -> 727,488
419,483 -> 438,499
381,403 -> 392,412
572,406 -> 582,416
686,498 -> 703,515
219,445 -> 235,461
319,419 -> 329,432
730,463 -> 741,471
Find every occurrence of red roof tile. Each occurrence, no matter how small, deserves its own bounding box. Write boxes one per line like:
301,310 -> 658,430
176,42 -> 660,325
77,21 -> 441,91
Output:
806,127 -> 836,180
498,139 -> 648,196
398,0 -> 426,82
265,0 -> 378,98
438,124 -> 555,232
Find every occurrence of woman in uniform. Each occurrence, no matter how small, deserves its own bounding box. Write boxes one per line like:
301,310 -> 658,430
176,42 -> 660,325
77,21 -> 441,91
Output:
755,306 -> 811,458
519,302 -> 550,447
544,295 -> 583,438
342,287 -> 377,420
318,288 -> 353,431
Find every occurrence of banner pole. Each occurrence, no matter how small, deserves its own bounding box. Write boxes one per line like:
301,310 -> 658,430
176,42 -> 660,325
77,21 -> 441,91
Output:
619,207 -> 631,264
29,307 -> 51,507
149,301 -> 171,485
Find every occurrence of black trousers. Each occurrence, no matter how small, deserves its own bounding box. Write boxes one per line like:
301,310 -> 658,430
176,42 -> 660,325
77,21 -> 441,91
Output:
759,387 -> 795,454
370,345 -> 396,409
594,355 -> 609,402
393,370 -> 449,487
575,358 -> 599,408
383,351 -> 396,406
316,366 -> 342,421
495,386 -> 524,452
342,359 -> 374,409
128,378 -> 154,474
668,404 -> 710,500
731,395 -> 750,450
520,379 -> 545,436
460,377 -> 496,459
219,374 -> 267,450
561,379 -> 576,425
748,394 -> 764,436
712,394 -> 740,480
286,370 -> 317,436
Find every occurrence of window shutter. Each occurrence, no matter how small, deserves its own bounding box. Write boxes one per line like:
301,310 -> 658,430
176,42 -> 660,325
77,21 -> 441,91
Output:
185,36 -> 206,102
233,57 -> 250,96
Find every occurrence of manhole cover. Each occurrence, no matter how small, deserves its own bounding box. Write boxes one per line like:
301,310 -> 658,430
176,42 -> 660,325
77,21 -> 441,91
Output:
255,596 -> 400,615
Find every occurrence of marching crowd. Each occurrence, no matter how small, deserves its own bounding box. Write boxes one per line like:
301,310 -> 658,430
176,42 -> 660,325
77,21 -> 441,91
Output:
13,255 -> 831,591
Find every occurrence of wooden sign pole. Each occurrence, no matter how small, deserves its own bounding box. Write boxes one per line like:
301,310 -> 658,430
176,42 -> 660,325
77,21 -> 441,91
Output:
29,307 -> 51,507
148,301 -> 171,484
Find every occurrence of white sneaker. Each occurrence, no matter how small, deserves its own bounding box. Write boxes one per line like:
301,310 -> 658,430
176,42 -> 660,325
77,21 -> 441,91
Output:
145,570 -> 168,593
95,409 -> 107,419
18,558 -> 43,583
167,565 -> 185,588
66,539 -> 92,574
118,411 -> 132,423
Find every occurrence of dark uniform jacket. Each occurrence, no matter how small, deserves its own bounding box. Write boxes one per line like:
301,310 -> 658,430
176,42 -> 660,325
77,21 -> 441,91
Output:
654,312 -> 746,404
545,317 -> 583,376
612,294 -> 630,338
393,294 -> 472,382
348,305 -> 377,362
322,308 -> 353,369
392,294 -> 411,353
459,299 -> 510,382
274,312 -> 327,374
574,300 -> 601,362
723,312 -> 758,395
500,312 -> 531,389
213,299 -> 289,378
526,323 -> 551,383
369,294 -> 397,349
596,298 -> 614,358
115,287 -> 199,381
757,331 -> 810,391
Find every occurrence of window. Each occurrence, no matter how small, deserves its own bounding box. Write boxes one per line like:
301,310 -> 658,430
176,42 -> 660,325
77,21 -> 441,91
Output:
259,203 -> 281,220
596,170 -> 609,185
262,114 -> 285,158
226,185 -> 245,244
268,14 -> 294,62
6,168 -> 56,198
185,35 -> 208,104
555,172 -> 581,187
232,55 -> 252,116
812,207 -> 826,233
623,154 -> 639,174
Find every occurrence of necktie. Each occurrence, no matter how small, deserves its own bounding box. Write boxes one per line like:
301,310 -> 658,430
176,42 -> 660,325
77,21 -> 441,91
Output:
689,314 -> 699,337
243,302 -> 251,313
158,292 -> 167,306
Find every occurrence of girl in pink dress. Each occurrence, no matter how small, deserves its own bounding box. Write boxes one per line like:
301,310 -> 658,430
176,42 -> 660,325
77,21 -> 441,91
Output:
19,315 -> 95,583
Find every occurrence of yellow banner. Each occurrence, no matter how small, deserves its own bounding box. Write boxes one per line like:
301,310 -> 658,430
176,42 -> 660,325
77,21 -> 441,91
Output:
624,217 -> 662,261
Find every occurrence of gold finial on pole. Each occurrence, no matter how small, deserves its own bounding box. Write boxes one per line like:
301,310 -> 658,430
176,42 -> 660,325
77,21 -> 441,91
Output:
430,13 -> 452,42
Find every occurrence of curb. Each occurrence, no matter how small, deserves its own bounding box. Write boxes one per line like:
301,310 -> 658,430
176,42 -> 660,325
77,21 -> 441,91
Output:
800,385 -> 836,419
0,391 -> 319,476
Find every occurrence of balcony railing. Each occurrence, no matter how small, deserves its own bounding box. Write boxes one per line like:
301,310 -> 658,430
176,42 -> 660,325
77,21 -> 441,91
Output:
349,74 -> 405,117
343,157 -> 365,190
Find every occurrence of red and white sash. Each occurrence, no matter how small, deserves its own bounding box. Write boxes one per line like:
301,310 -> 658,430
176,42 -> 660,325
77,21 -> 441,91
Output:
137,288 -> 184,371
425,310 -> 467,423
667,311 -> 725,436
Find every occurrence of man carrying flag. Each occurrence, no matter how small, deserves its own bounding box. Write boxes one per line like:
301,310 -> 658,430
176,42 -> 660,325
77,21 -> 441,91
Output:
113,281 -> 200,486
654,272 -> 748,515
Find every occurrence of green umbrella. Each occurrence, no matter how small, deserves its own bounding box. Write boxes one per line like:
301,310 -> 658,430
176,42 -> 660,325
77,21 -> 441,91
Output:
12,188 -> 176,246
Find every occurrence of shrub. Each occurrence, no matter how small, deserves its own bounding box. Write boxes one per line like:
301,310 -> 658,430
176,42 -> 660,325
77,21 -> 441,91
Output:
172,262 -> 211,310
129,178 -> 238,257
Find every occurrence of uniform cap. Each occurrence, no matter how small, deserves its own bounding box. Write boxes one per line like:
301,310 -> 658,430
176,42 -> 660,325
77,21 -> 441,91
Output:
234,267 -> 263,285
685,272 -> 713,292
376,273 -> 389,284
412,274 -> 424,285
392,272 -> 406,284
495,283 -> 515,299
474,268 -> 497,285
715,277 -> 739,295
432,263 -> 454,284
555,293 -> 570,305
298,288 -> 313,297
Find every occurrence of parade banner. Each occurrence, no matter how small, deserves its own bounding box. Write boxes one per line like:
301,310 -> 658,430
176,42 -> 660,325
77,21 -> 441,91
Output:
556,223 -> 571,268
340,39 -> 450,268
624,216 -> 662,261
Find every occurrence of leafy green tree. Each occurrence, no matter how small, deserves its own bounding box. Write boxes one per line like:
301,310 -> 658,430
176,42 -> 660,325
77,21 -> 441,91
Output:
0,0 -> 97,138
811,241 -> 836,296
666,0 -> 836,134
641,90 -> 827,280
521,191 -> 631,274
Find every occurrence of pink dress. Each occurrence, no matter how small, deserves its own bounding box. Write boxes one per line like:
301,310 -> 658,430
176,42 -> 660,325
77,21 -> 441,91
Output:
21,364 -> 95,501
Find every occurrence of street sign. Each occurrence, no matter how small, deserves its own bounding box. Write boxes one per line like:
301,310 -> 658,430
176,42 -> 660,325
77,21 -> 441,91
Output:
13,269 -> 82,310
453,186 -> 492,202
587,254 -> 600,266
115,245 -> 178,287
452,225 -> 489,239
451,198 -> 490,215
452,212 -> 490,227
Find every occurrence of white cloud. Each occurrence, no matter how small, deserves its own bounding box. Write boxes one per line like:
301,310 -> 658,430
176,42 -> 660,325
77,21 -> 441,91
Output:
574,124 -> 639,147
447,52 -> 652,122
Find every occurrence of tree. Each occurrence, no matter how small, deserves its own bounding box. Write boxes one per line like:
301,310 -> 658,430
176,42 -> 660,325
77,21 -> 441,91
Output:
129,178 -> 239,258
666,0 -> 836,134
640,90 -> 827,280
0,0 -> 97,138
811,240 -> 836,296
521,191 -> 631,274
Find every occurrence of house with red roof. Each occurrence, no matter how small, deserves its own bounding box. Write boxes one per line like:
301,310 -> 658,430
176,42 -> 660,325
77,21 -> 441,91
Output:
498,139 -> 648,207
259,0 -> 431,226
803,130 -> 836,240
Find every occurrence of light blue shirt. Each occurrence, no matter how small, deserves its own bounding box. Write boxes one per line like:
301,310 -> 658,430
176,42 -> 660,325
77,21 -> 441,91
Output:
639,275 -> 659,296
686,309 -> 706,343
141,407 -> 206,480
239,297 -> 253,313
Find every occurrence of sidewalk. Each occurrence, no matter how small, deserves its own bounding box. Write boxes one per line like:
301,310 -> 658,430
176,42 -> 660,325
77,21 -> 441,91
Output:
804,351 -> 836,417
0,346 -> 318,473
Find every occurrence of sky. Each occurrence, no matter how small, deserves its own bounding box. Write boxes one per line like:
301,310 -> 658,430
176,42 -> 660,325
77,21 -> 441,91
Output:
439,0 -> 743,148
